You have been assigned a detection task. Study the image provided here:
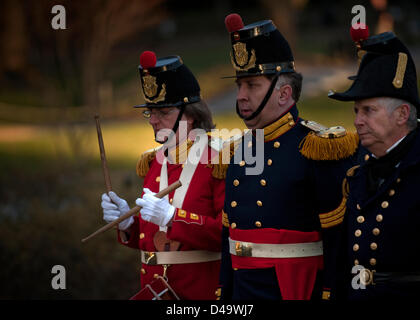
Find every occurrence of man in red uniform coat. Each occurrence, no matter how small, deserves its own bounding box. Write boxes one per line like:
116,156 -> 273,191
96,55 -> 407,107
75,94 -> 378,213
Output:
100,51 -> 225,300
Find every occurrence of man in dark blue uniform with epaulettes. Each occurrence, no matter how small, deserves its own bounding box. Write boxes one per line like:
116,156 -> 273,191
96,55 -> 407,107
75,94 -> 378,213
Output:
216,13 -> 360,300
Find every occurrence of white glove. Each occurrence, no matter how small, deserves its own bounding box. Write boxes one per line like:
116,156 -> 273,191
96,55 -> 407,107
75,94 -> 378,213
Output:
135,188 -> 175,227
101,191 -> 134,231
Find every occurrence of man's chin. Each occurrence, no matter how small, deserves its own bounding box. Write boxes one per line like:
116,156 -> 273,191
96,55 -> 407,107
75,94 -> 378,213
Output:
359,137 -> 373,149
240,111 -> 251,118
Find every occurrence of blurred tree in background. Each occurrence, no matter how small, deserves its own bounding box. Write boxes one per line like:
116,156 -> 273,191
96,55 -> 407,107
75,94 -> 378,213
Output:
0,0 -> 165,112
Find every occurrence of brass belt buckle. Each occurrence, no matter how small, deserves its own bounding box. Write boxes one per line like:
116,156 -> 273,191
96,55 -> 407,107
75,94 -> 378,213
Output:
144,251 -> 157,265
360,268 -> 376,286
235,242 -> 253,257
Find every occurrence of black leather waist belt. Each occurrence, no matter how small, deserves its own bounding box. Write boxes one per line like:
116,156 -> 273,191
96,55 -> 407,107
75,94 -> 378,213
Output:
360,269 -> 420,286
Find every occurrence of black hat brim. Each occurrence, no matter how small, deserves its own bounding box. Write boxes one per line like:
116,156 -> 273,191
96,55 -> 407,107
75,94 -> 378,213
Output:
133,103 -> 178,108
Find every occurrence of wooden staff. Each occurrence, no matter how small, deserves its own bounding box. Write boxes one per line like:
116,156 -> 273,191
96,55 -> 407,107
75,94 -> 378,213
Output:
94,114 -> 112,192
82,180 -> 182,243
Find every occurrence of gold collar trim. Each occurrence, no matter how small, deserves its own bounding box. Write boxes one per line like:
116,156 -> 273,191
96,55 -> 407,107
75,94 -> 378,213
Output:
263,112 -> 295,142
167,139 -> 194,164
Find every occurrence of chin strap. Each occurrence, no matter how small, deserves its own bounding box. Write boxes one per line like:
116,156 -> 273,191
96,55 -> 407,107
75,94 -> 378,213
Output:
236,74 -> 279,121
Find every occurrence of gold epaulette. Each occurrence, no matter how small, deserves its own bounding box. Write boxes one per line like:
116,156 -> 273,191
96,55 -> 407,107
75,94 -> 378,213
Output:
299,120 -> 359,161
319,177 -> 350,228
136,147 -> 160,178
210,134 -> 242,179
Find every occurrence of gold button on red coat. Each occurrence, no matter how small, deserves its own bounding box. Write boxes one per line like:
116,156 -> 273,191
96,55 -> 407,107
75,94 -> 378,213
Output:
139,233 -> 145,240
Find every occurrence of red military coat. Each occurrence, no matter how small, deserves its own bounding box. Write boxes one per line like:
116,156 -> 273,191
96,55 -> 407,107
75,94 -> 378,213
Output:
118,138 -> 225,300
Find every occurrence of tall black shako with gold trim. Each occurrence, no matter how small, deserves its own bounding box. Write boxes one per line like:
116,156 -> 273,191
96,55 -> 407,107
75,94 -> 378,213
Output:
135,51 -> 201,143
224,13 -> 295,121
329,25 -> 420,109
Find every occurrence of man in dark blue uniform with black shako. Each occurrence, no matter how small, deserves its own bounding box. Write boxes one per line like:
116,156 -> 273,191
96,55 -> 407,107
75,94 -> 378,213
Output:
328,26 -> 420,300
216,13 -> 360,300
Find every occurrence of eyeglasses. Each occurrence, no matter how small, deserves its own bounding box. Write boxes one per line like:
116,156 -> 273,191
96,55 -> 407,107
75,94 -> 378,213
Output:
142,108 -> 178,119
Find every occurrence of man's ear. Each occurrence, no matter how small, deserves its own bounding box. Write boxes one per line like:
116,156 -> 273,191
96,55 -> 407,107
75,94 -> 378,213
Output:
277,84 -> 293,105
396,104 -> 410,125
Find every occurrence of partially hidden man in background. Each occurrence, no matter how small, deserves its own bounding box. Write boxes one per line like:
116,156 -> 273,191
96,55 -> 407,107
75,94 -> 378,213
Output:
327,27 -> 420,300
101,51 -> 225,299
217,13 -> 359,300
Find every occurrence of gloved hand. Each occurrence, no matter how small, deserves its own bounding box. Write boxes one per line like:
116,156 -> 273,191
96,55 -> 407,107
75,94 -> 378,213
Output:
135,188 -> 175,227
101,191 -> 134,231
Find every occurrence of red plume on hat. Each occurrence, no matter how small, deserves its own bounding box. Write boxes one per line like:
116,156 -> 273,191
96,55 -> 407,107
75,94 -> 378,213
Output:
350,23 -> 369,43
225,13 -> 244,32
140,51 -> 157,69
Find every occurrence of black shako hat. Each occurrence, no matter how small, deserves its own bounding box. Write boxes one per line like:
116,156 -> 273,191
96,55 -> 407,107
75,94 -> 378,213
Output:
329,26 -> 420,109
224,13 -> 296,78
134,51 -> 201,108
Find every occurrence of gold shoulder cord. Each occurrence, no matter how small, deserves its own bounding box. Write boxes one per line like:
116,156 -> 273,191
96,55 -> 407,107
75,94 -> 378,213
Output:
392,52 -> 407,89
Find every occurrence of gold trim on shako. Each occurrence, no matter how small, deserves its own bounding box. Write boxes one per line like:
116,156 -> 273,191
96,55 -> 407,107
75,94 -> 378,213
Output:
233,42 -> 248,66
230,42 -> 256,71
142,73 -> 166,104
392,52 -> 407,89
